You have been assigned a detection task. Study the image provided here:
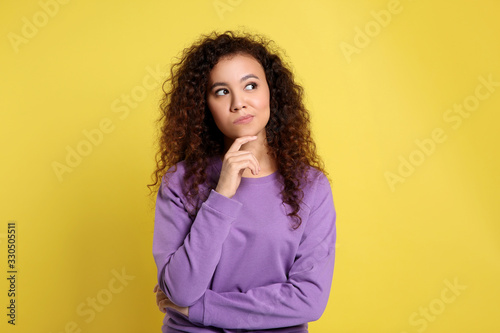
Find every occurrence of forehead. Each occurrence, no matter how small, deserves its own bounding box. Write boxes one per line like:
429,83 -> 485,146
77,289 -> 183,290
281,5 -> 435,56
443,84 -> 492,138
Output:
209,54 -> 265,81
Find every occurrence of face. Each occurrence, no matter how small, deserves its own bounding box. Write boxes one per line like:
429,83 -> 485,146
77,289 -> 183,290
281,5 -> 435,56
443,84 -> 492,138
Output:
206,53 -> 270,144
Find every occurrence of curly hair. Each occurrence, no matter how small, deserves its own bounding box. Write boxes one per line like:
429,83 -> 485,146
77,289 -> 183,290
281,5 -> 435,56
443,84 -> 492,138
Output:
148,30 -> 328,229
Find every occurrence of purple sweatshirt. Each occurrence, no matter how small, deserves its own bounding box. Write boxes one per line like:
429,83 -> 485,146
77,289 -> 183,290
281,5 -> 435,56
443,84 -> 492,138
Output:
153,156 -> 337,332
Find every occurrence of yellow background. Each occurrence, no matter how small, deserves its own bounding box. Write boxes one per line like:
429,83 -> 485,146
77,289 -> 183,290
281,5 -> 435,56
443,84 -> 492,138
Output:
1,0 -> 499,332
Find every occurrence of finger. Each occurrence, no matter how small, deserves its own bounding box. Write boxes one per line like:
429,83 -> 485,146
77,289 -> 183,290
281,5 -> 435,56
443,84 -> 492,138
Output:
158,299 -> 169,313
227,153 -> 260,175
226,151 -> 257,166
153,284 -> 158,293
159,299 -> 171,307
237,159 -> 260,175
226,136 -> 258,153
157,297 -> 168,308
156,293 -> 168,307
159,299 -> 173,312
156,292 -> 168,303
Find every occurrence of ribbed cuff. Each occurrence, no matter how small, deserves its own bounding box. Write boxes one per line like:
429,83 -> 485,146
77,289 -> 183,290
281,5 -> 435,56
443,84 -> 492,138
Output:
203,189 -> 242,219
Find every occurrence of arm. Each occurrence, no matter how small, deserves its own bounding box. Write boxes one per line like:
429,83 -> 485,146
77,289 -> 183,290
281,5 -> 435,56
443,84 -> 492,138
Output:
188,175 -> 337,329
154,138 -> 262,309
153,173 -> 243,307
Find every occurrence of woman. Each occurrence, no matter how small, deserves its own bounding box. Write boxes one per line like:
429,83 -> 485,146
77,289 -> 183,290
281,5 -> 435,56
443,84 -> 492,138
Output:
150,30 -> 337,332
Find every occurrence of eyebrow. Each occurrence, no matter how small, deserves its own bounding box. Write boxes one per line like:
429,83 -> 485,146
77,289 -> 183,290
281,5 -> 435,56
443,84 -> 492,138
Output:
209,74 -> 260,91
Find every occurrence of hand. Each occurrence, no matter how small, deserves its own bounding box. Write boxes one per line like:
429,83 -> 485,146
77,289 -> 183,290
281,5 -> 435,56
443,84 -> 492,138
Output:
215,136 -> 260,198
153,284 -> 189,317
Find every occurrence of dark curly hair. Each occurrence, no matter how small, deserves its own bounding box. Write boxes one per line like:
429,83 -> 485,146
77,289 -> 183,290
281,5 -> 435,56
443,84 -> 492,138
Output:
148,30 -> 328,229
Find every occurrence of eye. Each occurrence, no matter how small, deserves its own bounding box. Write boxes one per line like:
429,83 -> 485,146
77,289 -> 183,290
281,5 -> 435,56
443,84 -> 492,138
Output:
215,88 -> 229,96
245,82 -> 258,90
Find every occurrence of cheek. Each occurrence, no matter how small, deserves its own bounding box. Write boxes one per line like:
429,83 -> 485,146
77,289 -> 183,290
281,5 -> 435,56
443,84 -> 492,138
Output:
256,91 -> 271,117
256,87 -> 270,109
256,98 -> 269,110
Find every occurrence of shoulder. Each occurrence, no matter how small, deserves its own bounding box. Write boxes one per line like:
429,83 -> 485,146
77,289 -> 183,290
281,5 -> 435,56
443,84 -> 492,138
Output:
160,157 -> 220,194
162,161 -> 187,183
300,165 -> 333,209
155,162 -> 187,206
162,160 -> 189,188
302,165 -> 331,190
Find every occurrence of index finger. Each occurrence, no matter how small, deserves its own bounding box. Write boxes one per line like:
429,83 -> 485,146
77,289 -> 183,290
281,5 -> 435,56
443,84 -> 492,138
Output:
226,136 -> 258,153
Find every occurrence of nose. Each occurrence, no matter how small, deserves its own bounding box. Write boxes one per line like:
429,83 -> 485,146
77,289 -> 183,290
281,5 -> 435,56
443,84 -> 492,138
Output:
230,91 -> 246,112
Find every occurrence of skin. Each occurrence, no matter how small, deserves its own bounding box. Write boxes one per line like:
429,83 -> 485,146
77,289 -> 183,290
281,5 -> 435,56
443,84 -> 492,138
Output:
207,53 -> 277,182
154,53 -> 279,316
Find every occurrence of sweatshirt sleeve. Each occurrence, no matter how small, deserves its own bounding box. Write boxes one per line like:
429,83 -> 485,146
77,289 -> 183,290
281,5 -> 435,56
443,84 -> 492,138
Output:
153,173 -> 243,307
188,174 -> 337,329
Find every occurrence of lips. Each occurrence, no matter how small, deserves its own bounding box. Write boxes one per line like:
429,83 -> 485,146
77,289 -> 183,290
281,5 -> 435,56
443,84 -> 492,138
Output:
233,115 -> 254,124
